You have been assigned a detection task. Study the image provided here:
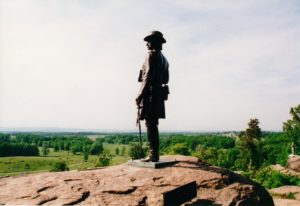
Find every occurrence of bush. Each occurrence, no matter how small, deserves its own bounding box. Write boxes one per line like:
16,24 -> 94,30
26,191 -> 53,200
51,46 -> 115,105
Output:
128,143 -> 146,160
97,151 -> 112,167
42,145 -> 49,156
115,147 -> 120,155
171,143 -> 190,155
121,146 -> 126,156
24,163 -> 30,170
50,161 -> 69,172
245,167 -> 300,189
71,144 -> 82,155
83,146 -> 89,162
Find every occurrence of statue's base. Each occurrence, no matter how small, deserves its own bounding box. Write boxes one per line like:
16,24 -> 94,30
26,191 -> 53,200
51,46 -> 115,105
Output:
128,159 -> 179,168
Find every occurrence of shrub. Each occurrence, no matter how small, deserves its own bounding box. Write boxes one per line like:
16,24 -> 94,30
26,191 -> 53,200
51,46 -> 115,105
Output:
24,163 -> 30,170
121,146 -> 126,156
171,143 -> 190,155
115,147 -> 120,155
128,143 -> 146,160
245,166 -> 300,189
97,151 -> 112,167
50,161 -> 69,172
83,146 -> 89,162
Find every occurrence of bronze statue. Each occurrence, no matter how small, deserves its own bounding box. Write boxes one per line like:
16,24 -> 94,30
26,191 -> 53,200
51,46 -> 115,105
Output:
136,31 -> 169,162
291,142 -> 296,156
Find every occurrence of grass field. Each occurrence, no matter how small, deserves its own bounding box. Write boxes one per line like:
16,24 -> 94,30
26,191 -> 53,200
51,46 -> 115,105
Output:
0,143 -> 130,177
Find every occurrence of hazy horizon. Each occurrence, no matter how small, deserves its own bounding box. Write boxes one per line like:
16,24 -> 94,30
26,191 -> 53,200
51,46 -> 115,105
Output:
1,0 -> 299,132
0,126 -> 281,134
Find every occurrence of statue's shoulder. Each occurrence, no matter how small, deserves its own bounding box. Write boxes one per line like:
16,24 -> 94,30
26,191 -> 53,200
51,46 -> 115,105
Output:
146,51 -> 156,62
148,50 -> 161,60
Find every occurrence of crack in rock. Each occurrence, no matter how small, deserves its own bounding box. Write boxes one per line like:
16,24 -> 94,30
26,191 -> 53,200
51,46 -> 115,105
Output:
37,196 -> 57,205
185,199 -> 221,206
103,186 -> 137,195
64,179 -> 82,182
154,183 -> 171,187
32,194 -> 40,199
63,191 -> 90,205
199,178 -> 225,189
37,185 -> 55,193
152,176 -> 163,182
17,195 -> 31,199
138,196 -> 147,206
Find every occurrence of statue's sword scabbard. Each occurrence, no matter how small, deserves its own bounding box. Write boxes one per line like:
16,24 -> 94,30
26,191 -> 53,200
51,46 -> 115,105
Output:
137,107 -> 143,156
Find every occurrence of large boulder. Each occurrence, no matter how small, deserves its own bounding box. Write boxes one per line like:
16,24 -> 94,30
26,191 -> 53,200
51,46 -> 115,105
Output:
287,156 -> 300,173
0,155 -> 274,206
269,186 -> 300,206
271,156 -> 300,177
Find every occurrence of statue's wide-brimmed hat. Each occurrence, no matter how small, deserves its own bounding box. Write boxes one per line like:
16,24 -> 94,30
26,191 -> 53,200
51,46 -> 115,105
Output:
144,31 -> 166,43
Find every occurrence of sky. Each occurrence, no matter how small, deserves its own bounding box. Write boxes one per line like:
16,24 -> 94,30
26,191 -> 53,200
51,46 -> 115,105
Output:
0,0 -> 299,132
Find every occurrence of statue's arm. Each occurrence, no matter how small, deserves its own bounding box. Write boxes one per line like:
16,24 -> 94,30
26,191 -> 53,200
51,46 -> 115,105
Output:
163,56 -> 169,84
164,64 -> 169,84
136,52 -> 154,101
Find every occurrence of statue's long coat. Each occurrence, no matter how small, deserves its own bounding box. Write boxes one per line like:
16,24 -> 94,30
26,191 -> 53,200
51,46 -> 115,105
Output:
137,50 -> 169,120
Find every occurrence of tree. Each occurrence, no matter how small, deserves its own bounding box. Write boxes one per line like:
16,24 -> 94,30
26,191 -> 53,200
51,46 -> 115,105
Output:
59,141 -> 65,150
0,133 -> 10,142
65,142 -> 71,153
0,143 -> 39,157
95,137 -> 105,144
97,151 -> 112,167
283,104 -> 300,152
115,147 -> 120,155
71,144 -> 81,155
42,144 -> 49,156
238,118 -> 262,170
54,143 -> 59,152
83,146 -> 89,162
90,142 -> 104,155
246,118 -> 262,141
121,146 -> 126,156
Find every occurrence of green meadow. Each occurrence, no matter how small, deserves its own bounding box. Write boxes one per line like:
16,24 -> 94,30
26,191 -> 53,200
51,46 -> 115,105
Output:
0,143 -> 130,177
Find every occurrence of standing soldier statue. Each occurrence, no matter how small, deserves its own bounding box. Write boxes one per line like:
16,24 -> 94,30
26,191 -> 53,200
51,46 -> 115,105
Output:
291,142 -> 296,156
136,31 -> 169,162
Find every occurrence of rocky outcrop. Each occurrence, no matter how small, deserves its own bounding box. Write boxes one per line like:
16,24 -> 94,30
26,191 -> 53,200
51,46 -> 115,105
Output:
0,155 -> 274,206
271,156 -> 300,177
287,156 -> 300,173
269,186 -> 300,206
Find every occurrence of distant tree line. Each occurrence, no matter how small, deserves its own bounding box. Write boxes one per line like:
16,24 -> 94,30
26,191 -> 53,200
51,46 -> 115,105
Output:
0,133 -> 104,157
0,142 -> 39,156
0,133 -> 39,156
159,134 -> 235,152
104,134 -> 147,144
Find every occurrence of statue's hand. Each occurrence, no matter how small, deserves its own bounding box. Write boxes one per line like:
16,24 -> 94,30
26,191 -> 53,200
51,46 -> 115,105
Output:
136,97 -> 142,108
